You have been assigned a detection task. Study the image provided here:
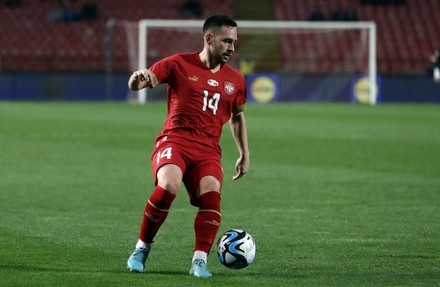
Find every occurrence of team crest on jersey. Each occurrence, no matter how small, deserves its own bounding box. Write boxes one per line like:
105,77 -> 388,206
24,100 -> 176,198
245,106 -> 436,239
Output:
207,79 -> 219,87
224,82 -> 235,95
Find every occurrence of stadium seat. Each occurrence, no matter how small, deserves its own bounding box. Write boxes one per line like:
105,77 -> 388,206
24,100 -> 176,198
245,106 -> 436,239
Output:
273,0 -> 440,75
1,0 -> 439,74
0,0 -> 235,72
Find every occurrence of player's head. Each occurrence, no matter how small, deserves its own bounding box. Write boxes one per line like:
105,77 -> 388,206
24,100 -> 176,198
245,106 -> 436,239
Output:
203,14 -> 237,35
202,14 -> 238,64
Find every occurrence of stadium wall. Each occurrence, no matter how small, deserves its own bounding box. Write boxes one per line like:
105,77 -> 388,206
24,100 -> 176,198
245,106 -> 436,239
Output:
0,73 -> 128,101
0,73 -> 438,103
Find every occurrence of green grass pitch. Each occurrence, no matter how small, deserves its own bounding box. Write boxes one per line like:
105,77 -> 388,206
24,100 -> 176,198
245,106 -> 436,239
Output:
0,102 -> 439,286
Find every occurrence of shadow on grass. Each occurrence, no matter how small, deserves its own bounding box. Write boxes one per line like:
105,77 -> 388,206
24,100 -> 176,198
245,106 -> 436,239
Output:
0,263 -> 190,277
0,264 -> 65,273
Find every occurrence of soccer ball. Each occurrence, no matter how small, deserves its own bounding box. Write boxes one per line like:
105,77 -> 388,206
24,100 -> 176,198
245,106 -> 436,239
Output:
216,229 -> 256,269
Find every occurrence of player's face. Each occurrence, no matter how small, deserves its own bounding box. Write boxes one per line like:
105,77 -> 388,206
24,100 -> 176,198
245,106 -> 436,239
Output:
210,26 -> 238,64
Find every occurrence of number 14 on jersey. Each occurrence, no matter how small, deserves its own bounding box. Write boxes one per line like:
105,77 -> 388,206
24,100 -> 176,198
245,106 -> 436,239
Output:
203,90 -> 220,115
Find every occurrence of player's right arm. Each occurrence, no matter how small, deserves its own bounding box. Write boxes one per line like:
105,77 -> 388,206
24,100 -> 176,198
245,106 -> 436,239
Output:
128,69 -> 159,91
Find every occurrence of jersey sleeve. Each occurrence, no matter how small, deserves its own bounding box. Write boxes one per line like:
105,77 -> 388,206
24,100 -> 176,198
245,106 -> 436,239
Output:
149,55 -> 176,85
233,74 -> 247,113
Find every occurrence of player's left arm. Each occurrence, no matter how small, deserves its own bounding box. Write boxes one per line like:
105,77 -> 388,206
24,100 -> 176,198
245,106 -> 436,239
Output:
230,104 -> 250,181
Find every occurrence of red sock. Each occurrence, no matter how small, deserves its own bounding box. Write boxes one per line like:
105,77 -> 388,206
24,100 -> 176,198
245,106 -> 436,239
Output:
194,191 -> 221,254
139,186 -> 176,244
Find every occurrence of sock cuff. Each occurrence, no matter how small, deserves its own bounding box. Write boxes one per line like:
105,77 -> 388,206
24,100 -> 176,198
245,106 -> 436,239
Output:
198,191 -> 221,212
148,186 -> 176,211
192,250 -> 208,263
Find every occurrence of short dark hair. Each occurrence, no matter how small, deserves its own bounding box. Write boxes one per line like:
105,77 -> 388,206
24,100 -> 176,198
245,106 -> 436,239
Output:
203,14 -> 237,34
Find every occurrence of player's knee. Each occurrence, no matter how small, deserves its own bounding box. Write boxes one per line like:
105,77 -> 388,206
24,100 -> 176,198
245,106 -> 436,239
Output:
156,164 -> 183,194
199,176 -> 221,193
158,180 -> 181,194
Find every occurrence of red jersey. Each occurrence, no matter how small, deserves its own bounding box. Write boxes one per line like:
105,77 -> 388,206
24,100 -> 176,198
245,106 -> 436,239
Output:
149,52 -> 247,151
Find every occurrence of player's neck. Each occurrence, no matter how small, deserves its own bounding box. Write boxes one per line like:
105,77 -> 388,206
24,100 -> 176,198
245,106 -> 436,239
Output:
198,51 -> 221,73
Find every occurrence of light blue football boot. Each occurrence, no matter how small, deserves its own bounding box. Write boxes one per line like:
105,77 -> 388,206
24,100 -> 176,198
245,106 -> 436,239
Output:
189,259 -> 212,278
127,247 -> 150,273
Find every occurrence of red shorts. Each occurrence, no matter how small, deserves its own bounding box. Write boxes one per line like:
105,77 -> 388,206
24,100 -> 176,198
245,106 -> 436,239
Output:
151,136 -> 223,206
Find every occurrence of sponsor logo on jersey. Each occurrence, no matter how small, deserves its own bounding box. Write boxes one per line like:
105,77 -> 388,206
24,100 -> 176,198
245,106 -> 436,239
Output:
188,76 -> 199,82
207,79 -> 219,87
224,81 -> 235,95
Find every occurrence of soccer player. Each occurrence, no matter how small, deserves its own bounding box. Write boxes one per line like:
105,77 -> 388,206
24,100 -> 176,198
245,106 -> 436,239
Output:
126,14 -> 249,278
428,48 -> 440,83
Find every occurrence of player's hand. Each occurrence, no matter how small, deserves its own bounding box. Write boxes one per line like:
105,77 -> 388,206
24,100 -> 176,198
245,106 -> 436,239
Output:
232,153 -> 249,181
133,69 -> 151,82
128,69 -> 154,91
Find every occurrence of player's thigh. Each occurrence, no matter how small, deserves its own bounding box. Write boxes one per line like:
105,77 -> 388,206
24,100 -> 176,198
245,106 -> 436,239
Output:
152,143 -> 186,194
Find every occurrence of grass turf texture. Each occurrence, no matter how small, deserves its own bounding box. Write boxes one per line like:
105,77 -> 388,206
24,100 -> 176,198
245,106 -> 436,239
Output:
0,102 -> 439,286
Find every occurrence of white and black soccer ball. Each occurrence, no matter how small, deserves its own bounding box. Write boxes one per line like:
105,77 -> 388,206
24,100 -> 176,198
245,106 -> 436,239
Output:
216,229 -> 256,269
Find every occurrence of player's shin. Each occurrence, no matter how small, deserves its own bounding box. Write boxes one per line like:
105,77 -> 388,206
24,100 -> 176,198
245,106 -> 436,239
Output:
193,191 -> 221,256
139,186 -> 176,244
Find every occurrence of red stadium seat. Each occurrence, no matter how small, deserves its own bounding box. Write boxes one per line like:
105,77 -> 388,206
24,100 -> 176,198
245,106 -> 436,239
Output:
0,0 -> 235,72
273,0 -> 440,75
1,0 -> 439,74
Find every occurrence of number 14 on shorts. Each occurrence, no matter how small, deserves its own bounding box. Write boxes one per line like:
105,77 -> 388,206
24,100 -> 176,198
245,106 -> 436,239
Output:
156,147 -> 172,164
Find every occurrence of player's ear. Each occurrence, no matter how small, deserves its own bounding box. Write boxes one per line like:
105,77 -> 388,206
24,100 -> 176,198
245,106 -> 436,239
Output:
205,33 -> 213,45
